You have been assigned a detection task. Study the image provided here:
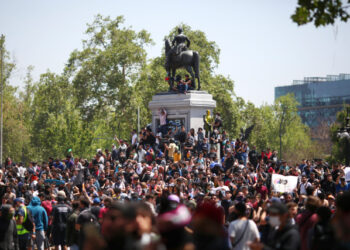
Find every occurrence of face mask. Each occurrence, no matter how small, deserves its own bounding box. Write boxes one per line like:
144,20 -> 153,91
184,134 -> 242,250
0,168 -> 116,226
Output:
268,216 -> 281,227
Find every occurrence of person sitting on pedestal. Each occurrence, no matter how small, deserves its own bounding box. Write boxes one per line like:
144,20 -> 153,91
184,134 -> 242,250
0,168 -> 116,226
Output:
176,75 -> 187,94
183,74 -> 193,91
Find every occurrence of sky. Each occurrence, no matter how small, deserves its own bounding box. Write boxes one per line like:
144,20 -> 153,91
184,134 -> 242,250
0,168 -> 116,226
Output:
0,0 -> 349,106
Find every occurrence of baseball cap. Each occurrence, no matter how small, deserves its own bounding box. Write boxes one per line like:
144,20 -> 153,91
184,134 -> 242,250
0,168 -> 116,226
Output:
14,198 -> 24,204
93,198 -> 101,204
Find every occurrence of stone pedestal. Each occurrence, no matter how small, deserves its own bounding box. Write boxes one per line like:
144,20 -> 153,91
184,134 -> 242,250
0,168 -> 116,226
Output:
148,90 -> 216,133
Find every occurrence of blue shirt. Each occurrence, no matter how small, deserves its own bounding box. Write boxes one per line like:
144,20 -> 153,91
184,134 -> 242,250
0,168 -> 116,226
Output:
336,183 -> 349,193
27,197 -> 48,231
53,161 -> 65,171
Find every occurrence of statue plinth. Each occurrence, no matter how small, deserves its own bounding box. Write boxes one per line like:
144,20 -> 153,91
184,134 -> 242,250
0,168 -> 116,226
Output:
148,90 -> 216,133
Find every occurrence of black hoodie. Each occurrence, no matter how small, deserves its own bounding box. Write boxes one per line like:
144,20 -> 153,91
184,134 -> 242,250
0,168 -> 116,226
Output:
0,205 -> 18,250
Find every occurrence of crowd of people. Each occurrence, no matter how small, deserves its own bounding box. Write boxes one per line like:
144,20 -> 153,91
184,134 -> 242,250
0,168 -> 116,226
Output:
1,111 -> 350,250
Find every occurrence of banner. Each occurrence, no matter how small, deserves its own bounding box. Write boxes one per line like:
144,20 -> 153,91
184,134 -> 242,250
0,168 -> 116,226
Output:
344,167 -> 350,182
271,174 -> 298,193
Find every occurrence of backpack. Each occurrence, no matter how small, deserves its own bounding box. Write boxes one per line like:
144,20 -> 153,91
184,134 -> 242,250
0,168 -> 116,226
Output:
311,223 -> 334,250
22,206 -> 34,232
80,209 -> 100,230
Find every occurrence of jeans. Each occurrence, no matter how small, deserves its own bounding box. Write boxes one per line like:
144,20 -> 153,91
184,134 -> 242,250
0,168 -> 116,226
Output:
196,142 -> 203,152
178,83 -> 188,93
235,152 -> 242,161
242,153 -> 248,166
160,124 -> 168,135
32,230 -> 45,250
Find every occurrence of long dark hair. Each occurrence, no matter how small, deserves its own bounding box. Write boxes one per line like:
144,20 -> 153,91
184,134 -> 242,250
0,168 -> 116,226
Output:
0,205 -> 12,241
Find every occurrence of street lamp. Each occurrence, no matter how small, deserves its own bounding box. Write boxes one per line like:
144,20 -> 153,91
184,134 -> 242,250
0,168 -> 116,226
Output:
337,107 -> 350,166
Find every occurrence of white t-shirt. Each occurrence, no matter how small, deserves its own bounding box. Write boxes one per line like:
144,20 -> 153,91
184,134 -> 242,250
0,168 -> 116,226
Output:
228,219 -> 259,250
159,109 -> 167,125
344,167 -> 350,182
299,181 -> 311,195
138,149 -> 147,163
156,132 -> 162,144
136,163 -> 144,175
132,133 -> 138,146
18,166 -> 26,178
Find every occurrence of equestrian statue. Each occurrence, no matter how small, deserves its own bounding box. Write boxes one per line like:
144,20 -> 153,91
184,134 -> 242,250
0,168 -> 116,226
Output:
165,27 -> 201,91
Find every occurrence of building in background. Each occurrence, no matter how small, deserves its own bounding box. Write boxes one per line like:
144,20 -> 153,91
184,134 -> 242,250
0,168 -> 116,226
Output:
275,74 -> 350,130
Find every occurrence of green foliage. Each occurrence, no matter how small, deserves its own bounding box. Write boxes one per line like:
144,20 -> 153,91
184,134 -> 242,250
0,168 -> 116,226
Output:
292,0 -> 350,27
0,37 -> 31,162
329,106 -> 350,164
65,15 -> 153,122
0,17 -> 326,164
237,94 -> 319,163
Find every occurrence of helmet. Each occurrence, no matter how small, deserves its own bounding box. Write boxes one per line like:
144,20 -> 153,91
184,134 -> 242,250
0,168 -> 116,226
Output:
177,27 -> 183,33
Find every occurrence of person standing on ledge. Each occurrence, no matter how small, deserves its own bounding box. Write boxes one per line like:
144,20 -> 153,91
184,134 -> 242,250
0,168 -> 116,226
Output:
204,110 -> 214,138
158,108 -> 168,135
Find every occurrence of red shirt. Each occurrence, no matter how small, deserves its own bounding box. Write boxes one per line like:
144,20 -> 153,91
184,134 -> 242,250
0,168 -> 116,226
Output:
41,200 -> 53,225
256,185 -> 268,200
296,212 -> 318,250
99,207 -> 108,219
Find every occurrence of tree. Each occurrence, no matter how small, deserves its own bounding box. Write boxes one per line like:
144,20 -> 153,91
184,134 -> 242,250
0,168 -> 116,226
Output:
29,72 -> 99,160
272,94 -> 318,162
292,0 -> 350,27
238,101 -> 276,151
329,106 -> 350,165
0,36 -> 31,162
65,15 -> 153,130
237,94 -> 319,163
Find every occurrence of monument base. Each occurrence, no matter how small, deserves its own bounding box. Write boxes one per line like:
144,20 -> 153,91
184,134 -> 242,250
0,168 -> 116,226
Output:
148,90 -> 216,133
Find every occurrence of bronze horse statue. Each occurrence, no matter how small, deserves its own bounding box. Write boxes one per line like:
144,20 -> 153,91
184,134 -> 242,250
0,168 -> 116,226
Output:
165,39 -> 200,91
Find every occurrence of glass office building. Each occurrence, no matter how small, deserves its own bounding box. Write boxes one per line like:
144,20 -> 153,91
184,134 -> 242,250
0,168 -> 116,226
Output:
275,74 -> 350,128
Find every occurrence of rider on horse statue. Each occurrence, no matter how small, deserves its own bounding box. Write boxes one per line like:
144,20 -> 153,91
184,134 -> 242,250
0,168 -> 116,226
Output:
165,27 -> 200,91
166,27 -> 191,69
173,28 -> 191,55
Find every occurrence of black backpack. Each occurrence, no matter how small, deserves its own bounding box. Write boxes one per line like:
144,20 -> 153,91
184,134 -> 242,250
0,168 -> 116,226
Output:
311,222 -> 334,250
80,209 -> 100,230
22,206 -> 34,232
